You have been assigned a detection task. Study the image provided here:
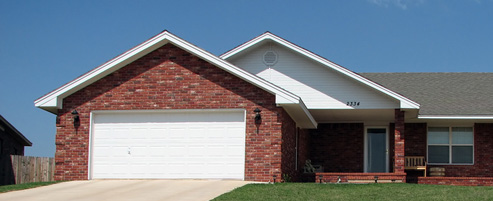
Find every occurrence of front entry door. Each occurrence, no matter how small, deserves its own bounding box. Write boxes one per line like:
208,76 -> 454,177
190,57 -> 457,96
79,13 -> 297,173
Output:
366,128 -> 388,173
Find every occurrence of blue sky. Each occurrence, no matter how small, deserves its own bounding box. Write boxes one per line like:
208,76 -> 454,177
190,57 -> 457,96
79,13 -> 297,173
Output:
1,0 -> 492,157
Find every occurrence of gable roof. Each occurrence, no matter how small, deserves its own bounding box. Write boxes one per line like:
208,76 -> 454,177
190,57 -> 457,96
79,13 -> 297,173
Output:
34,31 -> 317,128
0,114 -> 32,146
220,32 -> 420,110
361,73 -> 493,118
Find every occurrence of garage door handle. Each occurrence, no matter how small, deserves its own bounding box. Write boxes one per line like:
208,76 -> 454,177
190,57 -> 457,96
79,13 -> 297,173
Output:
128,147 -> 131,155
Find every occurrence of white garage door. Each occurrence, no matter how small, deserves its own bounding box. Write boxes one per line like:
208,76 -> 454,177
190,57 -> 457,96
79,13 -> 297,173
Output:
90,110 -> 246,180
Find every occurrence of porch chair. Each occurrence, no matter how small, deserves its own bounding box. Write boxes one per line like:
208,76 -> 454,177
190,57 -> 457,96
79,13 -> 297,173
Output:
404,156 -> 427,177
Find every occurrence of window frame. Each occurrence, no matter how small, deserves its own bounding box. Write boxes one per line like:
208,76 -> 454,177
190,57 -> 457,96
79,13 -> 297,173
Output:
427,126 -> 474,165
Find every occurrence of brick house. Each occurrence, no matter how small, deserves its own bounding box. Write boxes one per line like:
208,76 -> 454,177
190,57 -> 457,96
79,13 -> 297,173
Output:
0,114 -> 32,185
35,31 -> 493,185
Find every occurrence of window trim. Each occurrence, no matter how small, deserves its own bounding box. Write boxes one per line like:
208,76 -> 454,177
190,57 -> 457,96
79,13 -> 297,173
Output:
427,126 -> 474,165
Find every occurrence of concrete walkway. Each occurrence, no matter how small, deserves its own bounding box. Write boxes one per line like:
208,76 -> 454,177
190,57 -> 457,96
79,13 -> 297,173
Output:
0,180 -> 254,201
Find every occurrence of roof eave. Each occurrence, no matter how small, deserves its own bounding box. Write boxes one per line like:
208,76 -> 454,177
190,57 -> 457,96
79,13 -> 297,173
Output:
419,115 -> 493,120
277,97 -> 318,129
34,31 -> 304,113
221,32 -> 420,110
35,32 -> 174,111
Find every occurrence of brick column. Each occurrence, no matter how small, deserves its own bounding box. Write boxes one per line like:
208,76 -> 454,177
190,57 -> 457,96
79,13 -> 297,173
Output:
394,109 -> 405,173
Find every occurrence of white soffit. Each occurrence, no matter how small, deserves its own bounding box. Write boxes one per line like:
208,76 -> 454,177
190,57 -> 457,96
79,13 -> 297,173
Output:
220,32 -> 420,109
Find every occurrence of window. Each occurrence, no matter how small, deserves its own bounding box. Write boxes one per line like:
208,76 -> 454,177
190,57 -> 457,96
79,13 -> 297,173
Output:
427,127 -> 473,164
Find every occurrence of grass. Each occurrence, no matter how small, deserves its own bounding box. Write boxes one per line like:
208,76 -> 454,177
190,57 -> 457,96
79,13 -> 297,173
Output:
213,183 -> 493,201
0,181 -> 61,193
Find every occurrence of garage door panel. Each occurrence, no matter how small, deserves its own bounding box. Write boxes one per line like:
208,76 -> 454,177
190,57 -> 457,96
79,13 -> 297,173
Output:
94,164 -> 129,179
130,146 -> 148,156
94,111 -> 244,124
92,110 -> 246,180
227,145 -> 245,153
148,147 -> 166,156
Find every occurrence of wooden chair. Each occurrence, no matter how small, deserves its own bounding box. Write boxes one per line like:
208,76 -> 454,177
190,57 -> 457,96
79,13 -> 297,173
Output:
404,156 -> 427,177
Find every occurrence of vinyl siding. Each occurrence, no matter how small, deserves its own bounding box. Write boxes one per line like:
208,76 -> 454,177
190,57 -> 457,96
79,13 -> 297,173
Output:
227,42 -> 398,109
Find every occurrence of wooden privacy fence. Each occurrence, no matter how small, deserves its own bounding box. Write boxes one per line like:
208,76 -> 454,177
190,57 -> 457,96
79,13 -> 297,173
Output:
10,155 -> 55,184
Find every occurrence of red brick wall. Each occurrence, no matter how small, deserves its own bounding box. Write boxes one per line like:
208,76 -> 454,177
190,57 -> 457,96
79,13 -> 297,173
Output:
55,44 -> 289,182
394,109 -> 405,173
297,128 -> 311,173
428,123 -> 493,177
280,109 -> 296,182
404,123 -> 427,156
419,177 -> 493,186
404,123 -> 493,177
309,123 -> 364,172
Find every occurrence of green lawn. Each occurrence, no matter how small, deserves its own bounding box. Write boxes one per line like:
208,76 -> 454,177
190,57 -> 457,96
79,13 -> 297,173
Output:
213,183 -> 493,201
0,181 -> 61,193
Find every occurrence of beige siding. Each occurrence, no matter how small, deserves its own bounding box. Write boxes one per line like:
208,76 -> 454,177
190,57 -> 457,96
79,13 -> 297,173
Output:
227,42 -> 398,109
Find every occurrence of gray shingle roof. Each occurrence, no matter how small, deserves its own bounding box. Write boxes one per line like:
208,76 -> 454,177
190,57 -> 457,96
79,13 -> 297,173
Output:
359,73 -> 493,116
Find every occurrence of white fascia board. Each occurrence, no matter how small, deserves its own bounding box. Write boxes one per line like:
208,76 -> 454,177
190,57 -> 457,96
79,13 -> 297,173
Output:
296,98 -> 318,128
220,32 -> 270,59
221,32 -> 420,109
419,115 -> 493,120
275,94 -> 298,104
35,31 -> 302,113
278,100 -> 318,129
34,32 -> 173,111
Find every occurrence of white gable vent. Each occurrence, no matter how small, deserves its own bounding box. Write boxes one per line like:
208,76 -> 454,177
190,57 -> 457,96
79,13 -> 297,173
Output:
263,51 -> 278,66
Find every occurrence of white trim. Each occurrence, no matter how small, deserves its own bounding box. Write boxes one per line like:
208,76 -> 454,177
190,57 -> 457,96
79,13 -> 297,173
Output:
34,31 -> 317,128
364,126 -> 389,173
35,32 -> 306,109
277,98 -> 318,128
89,108 -> 247,115
88,112 -> 95,180
221,32 -> 420,109
298,100 -> 317,127
35,33 -> 172,111
419,115 -> 493,120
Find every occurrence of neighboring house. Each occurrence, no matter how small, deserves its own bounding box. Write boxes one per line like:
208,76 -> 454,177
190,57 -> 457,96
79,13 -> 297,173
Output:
34,31 -> 493,185
0,114 -> 32,185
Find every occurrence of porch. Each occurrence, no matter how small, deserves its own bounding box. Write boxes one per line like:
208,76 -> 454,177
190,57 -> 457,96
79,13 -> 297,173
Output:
296,109 -> 407,183
305,173 -> 493,186
295,117 -> 493,185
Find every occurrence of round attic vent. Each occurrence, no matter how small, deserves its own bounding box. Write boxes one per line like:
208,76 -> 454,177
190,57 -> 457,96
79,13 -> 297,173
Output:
263,51 -> 278,66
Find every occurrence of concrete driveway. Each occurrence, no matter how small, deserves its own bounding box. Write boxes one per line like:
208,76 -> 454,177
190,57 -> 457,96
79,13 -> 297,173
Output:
0,180 -> 254,201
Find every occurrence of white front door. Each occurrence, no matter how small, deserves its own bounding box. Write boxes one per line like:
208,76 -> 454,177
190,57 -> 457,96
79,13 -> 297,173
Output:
365,127 -> 389,173
90,109 -> 246,180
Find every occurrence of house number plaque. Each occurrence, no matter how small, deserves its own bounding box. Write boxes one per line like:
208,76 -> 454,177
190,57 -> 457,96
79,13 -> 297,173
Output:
346,101 -> 360,106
